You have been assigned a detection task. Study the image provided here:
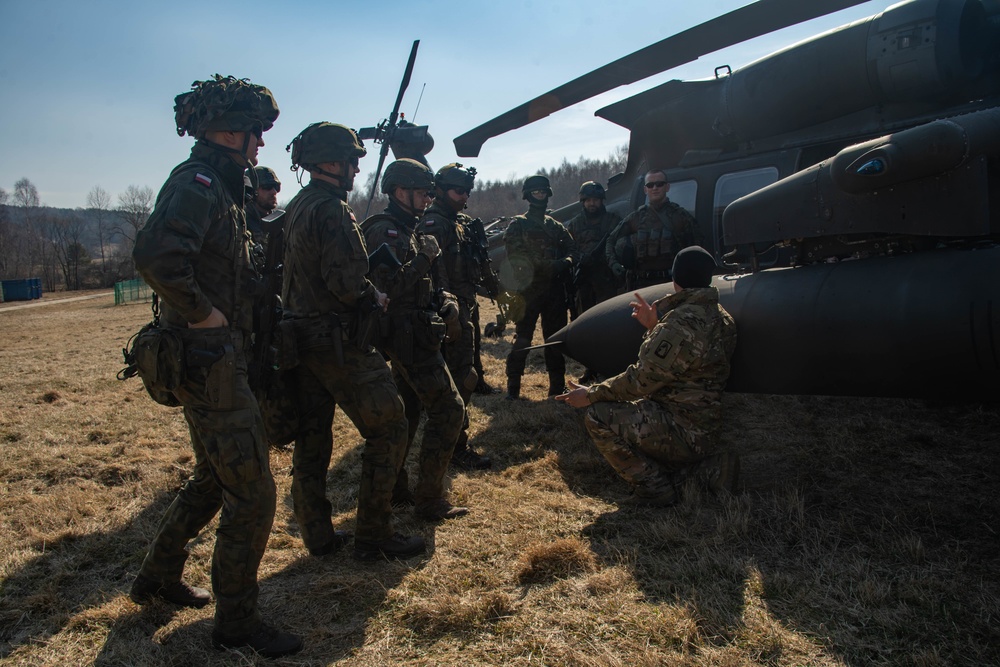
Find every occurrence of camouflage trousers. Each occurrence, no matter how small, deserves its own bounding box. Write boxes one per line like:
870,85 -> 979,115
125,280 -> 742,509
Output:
391,347 -> 465,503
291,345 -> 407,545
505,289 -> 568,382
574,272 -> 620,316
584,399 -> 704,493
443,299 -> 478,452
138,328 -> 275,638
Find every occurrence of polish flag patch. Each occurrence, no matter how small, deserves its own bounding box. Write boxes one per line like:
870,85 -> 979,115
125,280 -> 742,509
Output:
194,173 -> 213,188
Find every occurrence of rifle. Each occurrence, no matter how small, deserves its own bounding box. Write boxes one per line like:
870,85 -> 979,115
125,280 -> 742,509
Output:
572,225 -> 615,287
466,216 -> 510,325
248,209 -> 286,395
358,40 -> 420,219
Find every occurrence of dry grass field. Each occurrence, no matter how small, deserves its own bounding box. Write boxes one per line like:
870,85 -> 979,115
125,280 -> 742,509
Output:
1,294 -> 998,666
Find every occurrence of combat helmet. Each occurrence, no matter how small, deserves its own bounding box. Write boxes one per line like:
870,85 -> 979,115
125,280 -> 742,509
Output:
522,174 -> 553,199
254,166 -> 281,190
435,163 -> 476,193
381,158 -> 435,194
579,181 -> 605,200
174,75 -> 279,140
287,122 -> 366,170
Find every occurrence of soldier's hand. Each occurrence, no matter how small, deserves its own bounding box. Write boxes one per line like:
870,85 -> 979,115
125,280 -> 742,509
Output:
190,306 -> 228,329
611,262 -> 626,279
376,290 -> 390,312
630,292 -> 658,331
554,380 -> 591,408
418,234 -> 441,261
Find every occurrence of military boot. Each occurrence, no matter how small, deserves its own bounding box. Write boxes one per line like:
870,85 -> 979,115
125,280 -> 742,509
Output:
548,374 -> 566,397
692,452 -> 741,495
353,532 -> 426,561
129,574 -> 210,608
506,378 -> 521,401
416,498 -> 470,522
212,623 -> 303,658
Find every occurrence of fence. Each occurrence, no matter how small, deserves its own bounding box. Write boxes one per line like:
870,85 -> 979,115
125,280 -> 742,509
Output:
114,278 -> 152,305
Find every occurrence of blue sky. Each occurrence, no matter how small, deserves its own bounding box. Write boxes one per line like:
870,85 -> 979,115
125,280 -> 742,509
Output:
0,0 -> 895,208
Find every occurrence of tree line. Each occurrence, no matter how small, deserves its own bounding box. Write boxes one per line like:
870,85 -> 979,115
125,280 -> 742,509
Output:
0,178 -> 154,291
0,145 -> 626,292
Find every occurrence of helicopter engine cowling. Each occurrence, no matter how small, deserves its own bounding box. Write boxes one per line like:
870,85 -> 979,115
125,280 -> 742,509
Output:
717,0 -> 992,142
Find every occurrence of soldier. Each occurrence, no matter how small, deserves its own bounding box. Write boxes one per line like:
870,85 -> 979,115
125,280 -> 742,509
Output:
566,180 -> 622,384
421,163 -> 492,470
555,246 -> 739,507
245,165 -> 281,246
362,159 -> 470,521
566,181 -> 622,312
503,175 -> 578,399
281,123 -> 424,561
129,75 -> 301,658
606,169 -> 702,290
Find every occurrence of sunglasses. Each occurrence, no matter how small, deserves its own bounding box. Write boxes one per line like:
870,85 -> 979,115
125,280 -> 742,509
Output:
261,184 -> 280,193
644,181 -> 668,189
349,156 -> 360,168
530,189 -> 549,196
450,187 -> 472,196
409,189 -> 434,199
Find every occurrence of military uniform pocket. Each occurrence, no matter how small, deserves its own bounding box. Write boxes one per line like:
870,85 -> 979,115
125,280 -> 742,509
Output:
190,406 -> 266,486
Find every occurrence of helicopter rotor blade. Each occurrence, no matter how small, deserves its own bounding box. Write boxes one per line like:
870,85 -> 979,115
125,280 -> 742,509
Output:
366,39 -> 420,219
453,0 -> 870,157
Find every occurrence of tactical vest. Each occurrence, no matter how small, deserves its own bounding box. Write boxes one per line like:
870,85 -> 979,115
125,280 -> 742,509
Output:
623,202 -> 692,273
362,213 -> 434,310
423,205 -> 479,301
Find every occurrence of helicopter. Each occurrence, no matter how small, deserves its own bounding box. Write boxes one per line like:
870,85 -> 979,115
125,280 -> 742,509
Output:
455,0 -> 1000,400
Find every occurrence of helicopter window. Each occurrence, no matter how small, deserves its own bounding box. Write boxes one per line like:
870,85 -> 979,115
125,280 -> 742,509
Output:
660,179 -> 697,215
713,167 -> 779,258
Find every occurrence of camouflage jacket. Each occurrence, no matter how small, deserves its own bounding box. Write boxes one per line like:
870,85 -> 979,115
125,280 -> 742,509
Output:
133,142 -> 253,332
503,207 -> 577,293
421,200 -> 479,302
565,208 -> 621,273
606,199 -> 702,274
587,287 -> 736,440
362,200 -> 440,312
281,179 -> 380,318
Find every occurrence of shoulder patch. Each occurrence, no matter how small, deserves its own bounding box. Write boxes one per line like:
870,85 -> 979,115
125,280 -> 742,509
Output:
386,228 -> 398,238
194,173 -> 213,188
654,339 -> 673,359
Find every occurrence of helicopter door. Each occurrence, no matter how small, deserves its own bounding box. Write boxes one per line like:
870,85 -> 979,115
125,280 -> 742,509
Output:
713,167 -> 779,262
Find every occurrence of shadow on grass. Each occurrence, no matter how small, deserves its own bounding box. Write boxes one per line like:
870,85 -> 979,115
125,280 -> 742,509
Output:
575,397 -> 1000,665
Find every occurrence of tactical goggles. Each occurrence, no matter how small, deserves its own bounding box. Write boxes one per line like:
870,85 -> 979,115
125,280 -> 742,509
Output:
261,183 -> 280,193
450,187 -> 472,196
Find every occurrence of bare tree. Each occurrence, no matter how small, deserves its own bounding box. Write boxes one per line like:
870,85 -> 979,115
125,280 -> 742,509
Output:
10,178 -> 42,279
115,185 -> 155,278
49,212 -> 90,290
0,187 -> 10,276
87,185 -> 113,283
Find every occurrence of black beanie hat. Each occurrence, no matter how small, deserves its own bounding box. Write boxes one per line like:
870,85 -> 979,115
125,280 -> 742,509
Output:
672,246 -> 716,288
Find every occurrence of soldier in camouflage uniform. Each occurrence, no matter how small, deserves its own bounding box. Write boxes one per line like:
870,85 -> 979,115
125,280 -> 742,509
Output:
556,246 -> 738,507
281,124 -> 425,561
245,165 -> 281,248
420,163 -> 492,471
129,75 -> 302,658
606,170 -> 702,290
566,181 -> 622,312
362,159 -> 470,521
245,164 -> 299,450
503,175 -> 578,399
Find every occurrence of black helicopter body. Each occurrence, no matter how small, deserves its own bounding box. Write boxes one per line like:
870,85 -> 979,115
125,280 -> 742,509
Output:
457,0 -> 1000,399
